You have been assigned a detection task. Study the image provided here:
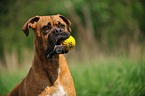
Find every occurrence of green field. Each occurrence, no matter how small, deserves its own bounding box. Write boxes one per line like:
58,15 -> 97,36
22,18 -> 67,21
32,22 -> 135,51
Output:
0,57 -> 145,96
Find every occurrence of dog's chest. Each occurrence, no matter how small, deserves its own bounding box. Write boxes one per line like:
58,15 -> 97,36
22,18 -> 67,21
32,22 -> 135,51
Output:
47,84 -> 68,96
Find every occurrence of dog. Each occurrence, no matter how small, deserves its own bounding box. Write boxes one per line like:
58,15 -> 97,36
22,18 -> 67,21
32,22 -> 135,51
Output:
7,14 -> 76,96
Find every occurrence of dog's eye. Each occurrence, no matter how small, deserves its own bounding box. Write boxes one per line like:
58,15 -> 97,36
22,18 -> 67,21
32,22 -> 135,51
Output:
43,26 -> 51,30
42,26 -> 51,32
42,26 -> 51,35
60,24 -> 65,29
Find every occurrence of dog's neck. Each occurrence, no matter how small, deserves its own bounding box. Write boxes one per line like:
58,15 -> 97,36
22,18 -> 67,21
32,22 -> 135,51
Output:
32,38 -> 60,85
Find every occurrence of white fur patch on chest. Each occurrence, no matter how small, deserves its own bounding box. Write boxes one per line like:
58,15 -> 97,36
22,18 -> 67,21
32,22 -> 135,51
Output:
47,84 -> 68,96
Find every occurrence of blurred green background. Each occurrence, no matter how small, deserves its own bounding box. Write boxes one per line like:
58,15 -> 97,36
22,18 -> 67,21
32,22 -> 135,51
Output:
0,0 -> 145,96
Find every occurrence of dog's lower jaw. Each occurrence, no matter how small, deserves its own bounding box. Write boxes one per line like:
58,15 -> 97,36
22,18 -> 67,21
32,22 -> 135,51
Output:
46,45 -> 68,58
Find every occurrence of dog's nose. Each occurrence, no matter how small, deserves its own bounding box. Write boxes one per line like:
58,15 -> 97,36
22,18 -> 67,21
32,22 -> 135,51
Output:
52,28 -> 62,35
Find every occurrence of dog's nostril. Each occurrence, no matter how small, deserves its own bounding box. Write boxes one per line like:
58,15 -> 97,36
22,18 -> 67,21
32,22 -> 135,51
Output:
53,29 -> 59,34
55,29 -> 58,33
60,29 -> 62,32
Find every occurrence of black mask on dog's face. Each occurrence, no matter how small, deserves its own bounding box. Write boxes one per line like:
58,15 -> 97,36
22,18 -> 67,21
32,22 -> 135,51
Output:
46,28 -> 70,58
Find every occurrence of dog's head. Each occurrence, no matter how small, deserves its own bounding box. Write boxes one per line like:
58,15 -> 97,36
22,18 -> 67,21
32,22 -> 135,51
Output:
22,14 -> 71,58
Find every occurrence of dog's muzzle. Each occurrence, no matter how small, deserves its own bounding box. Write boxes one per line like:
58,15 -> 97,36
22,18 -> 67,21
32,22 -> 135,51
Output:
46,28 -> 70,58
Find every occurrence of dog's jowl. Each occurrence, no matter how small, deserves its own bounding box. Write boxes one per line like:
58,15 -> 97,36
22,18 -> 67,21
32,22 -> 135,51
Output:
7,14 -> 76,96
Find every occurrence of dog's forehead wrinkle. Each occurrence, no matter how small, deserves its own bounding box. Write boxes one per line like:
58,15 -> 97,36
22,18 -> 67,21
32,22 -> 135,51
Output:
50,16 -> 66,25
37,16 -> 66,28
39,16 -> 52,24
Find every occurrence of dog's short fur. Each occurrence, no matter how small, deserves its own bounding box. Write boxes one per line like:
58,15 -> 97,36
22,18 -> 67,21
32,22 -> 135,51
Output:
8,14 -> 76,96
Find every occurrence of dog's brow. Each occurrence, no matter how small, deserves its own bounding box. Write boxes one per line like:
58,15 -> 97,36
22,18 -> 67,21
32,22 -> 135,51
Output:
42,22 -> 52,28
58,22 -> 65,25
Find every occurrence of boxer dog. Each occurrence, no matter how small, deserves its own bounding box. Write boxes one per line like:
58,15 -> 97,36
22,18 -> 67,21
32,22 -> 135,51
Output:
8,14 -> 76,96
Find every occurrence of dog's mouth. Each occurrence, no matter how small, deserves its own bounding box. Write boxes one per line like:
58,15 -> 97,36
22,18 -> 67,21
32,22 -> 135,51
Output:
46,30 -> 70,58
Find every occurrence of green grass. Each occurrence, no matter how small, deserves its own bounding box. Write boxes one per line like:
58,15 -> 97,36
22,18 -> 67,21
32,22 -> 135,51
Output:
0,57 -> 145,96
0,70 -> 27,95
70,58 -> 145,96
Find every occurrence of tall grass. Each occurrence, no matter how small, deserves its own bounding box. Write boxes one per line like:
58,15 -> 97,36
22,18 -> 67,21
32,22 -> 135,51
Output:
70,57 -> 145,96
0,57 -> 145,96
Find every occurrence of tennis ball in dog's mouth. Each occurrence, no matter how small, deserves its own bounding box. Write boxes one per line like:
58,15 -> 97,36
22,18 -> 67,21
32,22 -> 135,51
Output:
60,36 -> 76,51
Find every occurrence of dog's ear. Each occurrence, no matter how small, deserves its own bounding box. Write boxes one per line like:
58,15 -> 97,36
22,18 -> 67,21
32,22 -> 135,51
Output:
22,16 -> 40,37
58,14 -> 72,32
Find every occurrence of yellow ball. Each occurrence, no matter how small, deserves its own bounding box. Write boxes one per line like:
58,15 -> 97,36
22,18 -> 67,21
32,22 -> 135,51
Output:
60,36 -> 76,51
